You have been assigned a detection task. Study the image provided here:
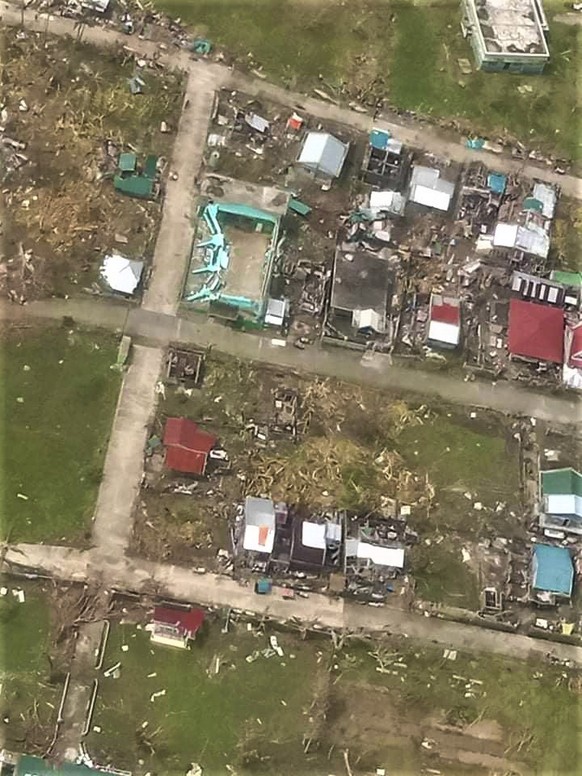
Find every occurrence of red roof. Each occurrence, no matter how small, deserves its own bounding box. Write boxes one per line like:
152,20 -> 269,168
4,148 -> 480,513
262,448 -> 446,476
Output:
430,299 -> 460,325
508,299 -> 564,364
153,606 -> 205,637
566,323 -> 582,369
163,417 -> 217,475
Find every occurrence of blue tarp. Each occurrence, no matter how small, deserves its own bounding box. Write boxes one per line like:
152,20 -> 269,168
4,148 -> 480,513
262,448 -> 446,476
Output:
466,138 -> 485,150
369,129 -> 390,151
487,172 -> 507,195
532,544 -> 574,596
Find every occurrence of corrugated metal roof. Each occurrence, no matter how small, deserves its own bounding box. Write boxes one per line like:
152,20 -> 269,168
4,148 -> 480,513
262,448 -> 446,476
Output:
541,468 -> 582,498
508,299 -> 564,364
532,544 -> 573,596
298,132 -> 348,178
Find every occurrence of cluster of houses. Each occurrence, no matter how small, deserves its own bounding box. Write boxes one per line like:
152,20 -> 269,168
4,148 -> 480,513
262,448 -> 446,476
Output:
234,496 -> 412,599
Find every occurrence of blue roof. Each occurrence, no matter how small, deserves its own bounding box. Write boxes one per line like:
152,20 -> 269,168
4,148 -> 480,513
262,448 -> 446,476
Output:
487,172 -> 507,195
369,129 -> 390,151
532,544 -> 574,596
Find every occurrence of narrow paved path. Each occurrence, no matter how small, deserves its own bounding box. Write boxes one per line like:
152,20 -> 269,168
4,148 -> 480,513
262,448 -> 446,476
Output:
5,543 -> 582,666
1,2 -> 581,199
3,298 -> 580,426
142,69 -> 222,315
91,345 -> 163,558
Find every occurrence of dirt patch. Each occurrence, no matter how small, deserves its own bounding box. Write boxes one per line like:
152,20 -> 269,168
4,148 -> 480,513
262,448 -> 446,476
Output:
326,681 -> 526,774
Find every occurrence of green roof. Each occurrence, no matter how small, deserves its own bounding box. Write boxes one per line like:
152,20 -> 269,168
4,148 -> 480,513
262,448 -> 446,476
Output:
15,755 -> 106,776
118,152 -> 137,173
550,270 -> 582,288
143,154 -> 158,179
541,468 -> 582,497
114,174 -> 154,200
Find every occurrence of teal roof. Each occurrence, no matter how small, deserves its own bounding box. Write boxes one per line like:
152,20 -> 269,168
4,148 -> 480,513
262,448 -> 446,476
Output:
15,755 -> 106,776
550,270 -> 582,288
114,174 -> 154,200
118,152 -> 137,173
143,154 -> 158,179
532,544 -> 574,596
541,468 -> 582,497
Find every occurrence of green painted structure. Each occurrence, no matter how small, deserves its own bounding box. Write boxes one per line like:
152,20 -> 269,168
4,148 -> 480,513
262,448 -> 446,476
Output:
14,755 -> 108,776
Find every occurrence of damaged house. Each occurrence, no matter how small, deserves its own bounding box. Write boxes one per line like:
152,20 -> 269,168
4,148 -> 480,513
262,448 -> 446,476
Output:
325,226 -> 397,347
361,129 -> 410,190
344,516 -> 407,598
289,515 -> 343,571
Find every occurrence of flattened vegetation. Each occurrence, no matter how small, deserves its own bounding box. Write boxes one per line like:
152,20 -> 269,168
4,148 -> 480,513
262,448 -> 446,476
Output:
1,28 -> 184,299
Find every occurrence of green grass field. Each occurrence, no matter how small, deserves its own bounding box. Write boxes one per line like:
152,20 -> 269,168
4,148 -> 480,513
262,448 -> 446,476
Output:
397,410 -> 519,606
335,638 -> 582,776
0,325 -> 121,543
88,619 -> 582,776
0,584 -> 60,751
154,0 -> 581,161
88,621 -> 330,775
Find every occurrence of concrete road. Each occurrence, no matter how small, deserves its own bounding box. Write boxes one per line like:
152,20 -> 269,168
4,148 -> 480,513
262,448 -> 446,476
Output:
4,298 -> 580,427
5,543 -> 582,666
91,345 -> 163,557
142,69 -> 223,315
1,2 -> 581,200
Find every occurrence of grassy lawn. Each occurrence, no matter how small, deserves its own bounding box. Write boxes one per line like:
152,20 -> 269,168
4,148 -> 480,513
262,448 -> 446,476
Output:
153,0 -> 581,161
0,325 -> 121,543
398,410 -> 520,532
0,583 -> 60,752
396,410 -> 519,606
333,638 -> 582,775
88,621 -> 330,775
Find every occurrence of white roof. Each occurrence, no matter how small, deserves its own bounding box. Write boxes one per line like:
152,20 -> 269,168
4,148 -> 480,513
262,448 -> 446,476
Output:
370,190 -> 396,211
243,497 -> 275,553
532,183 -> 557,220
302,522 -> 326,550
352,308 -> 384,333
493,222 -> 519,248
301,521 -> 342,549
243,524 -> 275,554
428,320 -> 460,346
100,253 -> 143,295
515,224 -> 549,259
265,298 -> 287,326
410,184 -> 451,212
355,542 -> 405,568
546,494 -> 582,518
298,132 -> 348,178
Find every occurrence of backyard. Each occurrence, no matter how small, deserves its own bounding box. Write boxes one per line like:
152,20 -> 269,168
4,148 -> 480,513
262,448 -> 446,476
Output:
154,0 -> 582,163
87,616 -> 582,775
0,324 -> 121,543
